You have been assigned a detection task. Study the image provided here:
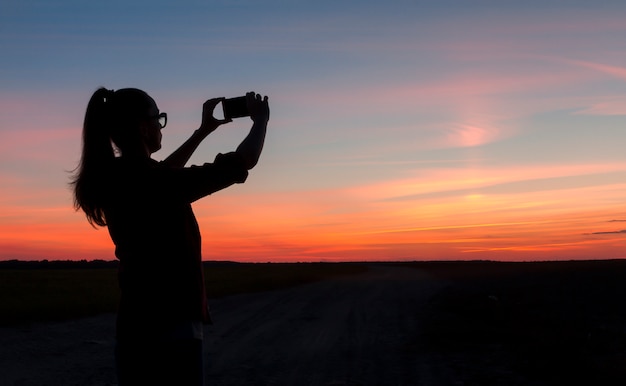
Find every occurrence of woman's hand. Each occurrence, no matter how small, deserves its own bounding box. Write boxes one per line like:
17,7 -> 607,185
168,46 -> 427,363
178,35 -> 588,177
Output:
246,92 -> 270,123
198,98 -> 232,136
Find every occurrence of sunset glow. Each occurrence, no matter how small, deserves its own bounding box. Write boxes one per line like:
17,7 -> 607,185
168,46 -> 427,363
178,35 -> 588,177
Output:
2,1 -> 626,262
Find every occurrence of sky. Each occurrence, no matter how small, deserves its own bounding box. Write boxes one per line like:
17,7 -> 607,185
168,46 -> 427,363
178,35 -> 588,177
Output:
2,0 -> 626,262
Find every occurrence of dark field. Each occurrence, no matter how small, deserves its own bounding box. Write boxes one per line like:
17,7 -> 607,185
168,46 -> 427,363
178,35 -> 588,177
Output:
413,259 -> 626,385
0,261 -> 367,326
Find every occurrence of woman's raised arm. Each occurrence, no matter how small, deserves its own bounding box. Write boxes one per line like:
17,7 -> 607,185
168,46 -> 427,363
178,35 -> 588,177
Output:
235,92 -> 269,170
162,98 -> 231,168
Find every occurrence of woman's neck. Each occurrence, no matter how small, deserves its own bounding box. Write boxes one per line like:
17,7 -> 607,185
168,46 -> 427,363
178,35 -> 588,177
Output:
120,148 -> 151,161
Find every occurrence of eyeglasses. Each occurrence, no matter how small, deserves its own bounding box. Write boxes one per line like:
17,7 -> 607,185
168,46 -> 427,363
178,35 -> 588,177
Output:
157,112 -> 167,129
148,112 -> 167,129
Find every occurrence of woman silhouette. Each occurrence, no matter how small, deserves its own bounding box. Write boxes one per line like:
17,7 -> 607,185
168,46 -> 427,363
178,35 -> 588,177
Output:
71,88 -> 269,385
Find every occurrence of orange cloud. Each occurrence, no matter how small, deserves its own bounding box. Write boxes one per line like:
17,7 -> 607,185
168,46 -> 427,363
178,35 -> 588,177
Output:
4,178 -> 626,262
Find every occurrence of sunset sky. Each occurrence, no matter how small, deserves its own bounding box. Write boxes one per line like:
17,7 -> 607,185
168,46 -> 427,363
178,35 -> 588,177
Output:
2,0 -> 626,262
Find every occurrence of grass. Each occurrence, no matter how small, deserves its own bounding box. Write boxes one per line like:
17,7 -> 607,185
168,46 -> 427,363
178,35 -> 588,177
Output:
0,268 -> 120,326
0,262 -> 368,327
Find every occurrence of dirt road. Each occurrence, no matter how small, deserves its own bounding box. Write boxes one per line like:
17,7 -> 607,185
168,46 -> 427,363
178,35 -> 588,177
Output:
1,265 -> 448,386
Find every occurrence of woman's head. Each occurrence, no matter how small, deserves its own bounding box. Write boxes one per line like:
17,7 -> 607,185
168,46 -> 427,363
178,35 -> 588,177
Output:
72,87 -> 164,226
103,88 -> 162,155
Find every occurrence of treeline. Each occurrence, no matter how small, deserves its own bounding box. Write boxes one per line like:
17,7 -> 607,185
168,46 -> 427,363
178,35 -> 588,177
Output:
0,259 -> 119,269
0,259 -> 367,270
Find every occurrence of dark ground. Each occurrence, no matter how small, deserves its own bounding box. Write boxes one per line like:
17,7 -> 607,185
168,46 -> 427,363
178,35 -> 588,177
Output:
1,260 -> 625,385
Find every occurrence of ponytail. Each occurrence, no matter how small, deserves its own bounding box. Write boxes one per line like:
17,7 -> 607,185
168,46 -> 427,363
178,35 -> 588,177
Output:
71,87 -> 117,227
84,88 -> 117,165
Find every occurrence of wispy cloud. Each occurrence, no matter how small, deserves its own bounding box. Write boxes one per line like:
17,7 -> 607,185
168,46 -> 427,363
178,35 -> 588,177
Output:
574,96 -> 626,116
349,162 -> 626,202
584,220 -> 626,236
590,230 -> 626,235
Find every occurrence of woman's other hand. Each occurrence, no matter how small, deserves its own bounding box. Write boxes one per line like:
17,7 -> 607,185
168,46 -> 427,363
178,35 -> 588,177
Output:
199,98 -> 232,136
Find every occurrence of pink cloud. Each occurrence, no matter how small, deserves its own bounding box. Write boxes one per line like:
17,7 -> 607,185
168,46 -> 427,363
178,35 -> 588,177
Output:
444,124 -> 499,148
346,162 -> 626,203
574,97 -> 626,116
0,127 -> 78,153
566,59 -> 626,80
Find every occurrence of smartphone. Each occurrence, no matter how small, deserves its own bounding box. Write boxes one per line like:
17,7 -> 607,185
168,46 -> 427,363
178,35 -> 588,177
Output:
222,96 -> 250,120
